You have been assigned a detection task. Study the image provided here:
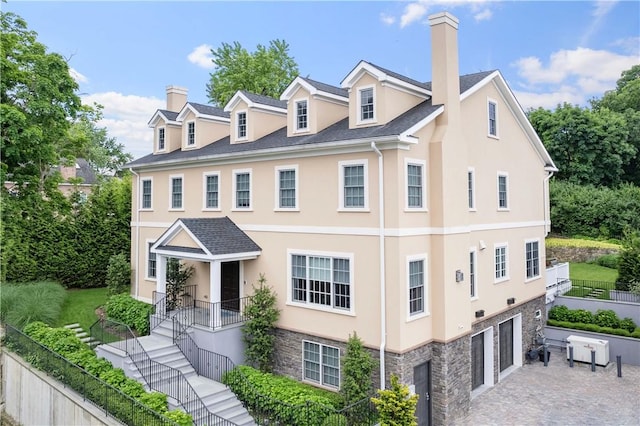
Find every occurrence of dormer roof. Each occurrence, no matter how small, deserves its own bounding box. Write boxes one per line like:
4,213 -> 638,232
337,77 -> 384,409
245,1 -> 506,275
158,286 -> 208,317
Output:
340,60 -> 432,98
176,102 -> 230,122
148,109 -> 180,127
280,76 -> 348,102
224,90 -> 287,113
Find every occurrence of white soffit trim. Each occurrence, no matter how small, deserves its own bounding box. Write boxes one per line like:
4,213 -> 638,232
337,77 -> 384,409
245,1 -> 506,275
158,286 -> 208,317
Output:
224,91 -> 287,114
399,105 -> 444,140
148,110 -> 180,127
151,219 -> 213,257
340,61 -> 431,97
175,103 -> 230,123
280,77 -> 348,103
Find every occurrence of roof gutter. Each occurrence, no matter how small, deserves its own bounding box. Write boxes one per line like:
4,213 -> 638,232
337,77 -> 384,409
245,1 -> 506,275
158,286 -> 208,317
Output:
543,169 -> 554,236
130,168 -> 141,300
371,141 -> 386,390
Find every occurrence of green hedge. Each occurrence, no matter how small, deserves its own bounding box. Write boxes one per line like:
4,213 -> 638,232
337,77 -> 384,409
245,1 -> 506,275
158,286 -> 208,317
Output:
548,305 -> 639,338
15,322 -> 191,425
223,365 -> 342,425
105,294 -> 153,335
546,319 -> 640,338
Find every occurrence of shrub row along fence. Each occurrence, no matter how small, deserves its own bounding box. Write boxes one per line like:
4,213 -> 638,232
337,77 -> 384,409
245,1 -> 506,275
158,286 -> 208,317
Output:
564,279 -> 640,303
2,323 -> 178,426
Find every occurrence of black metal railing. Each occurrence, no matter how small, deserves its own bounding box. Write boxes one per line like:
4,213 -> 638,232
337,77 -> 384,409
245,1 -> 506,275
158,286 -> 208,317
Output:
564,279 -> 640,303
90,318 -> 236,426
2,323 -> 178,426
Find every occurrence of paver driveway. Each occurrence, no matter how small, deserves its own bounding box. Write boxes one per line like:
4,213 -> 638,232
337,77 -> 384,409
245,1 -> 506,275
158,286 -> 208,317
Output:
459,348 -> 640,425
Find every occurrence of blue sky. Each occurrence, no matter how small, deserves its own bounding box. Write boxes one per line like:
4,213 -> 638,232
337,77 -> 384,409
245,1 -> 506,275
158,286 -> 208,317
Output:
5,1 -> 639,159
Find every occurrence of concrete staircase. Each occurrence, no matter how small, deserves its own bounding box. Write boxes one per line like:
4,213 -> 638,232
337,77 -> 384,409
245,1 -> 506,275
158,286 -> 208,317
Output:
64,323 -> 100,347
95,320 -> 255,426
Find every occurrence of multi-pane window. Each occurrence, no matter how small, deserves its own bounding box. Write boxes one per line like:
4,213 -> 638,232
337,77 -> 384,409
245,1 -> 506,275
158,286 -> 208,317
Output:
488,101 -> 497,136
279,169 -> 296,208
237,112 -> 247,139
171,177 -> 183,209
187,122 -> 195,145
468,169 -> 475,210
526,241 -> 540,279
303,341 -> 340,388
142,179 -> 152,209
407,164 -> 423,208
235,172 -> 250,208
158,128 -> 165,150
291,254 -> 351,310
205,175 -> 219,209
360,87 -> 374,121
147,242 -> 156,279
344,165 -> 365,208
498,174 -> 508,209
296,100 -> 308,130
495,245 -> 508,281
408,259 -> 425,315
470,249 -> 477,298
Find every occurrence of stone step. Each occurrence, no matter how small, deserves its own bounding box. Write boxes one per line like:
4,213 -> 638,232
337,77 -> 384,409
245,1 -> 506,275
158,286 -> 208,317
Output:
64,323 -> 80,329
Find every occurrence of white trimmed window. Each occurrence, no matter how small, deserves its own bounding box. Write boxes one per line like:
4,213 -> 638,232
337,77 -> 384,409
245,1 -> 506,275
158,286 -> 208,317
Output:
203,173 -> 220,210
497,173 -> 509,210
275,165 -> 298,210
237,111 -> 247,139
495,244 -> 508,283
303,341 -> 340,388
290,252 -> 352,312
470,248 -> 477,299
187,122 -> 195,146
525,240 -> 540,279
488,99 -> 498,137
141,178 -> 152,210
338,160 -> 368,210
407,256 -> 427,317
157,127 -> 165,151
170,175 -> 183,210
295,99 -> 308,131
147,242 -> 156,279
406,159 -> 426,210
358,86 -> 375,123
468,168 -> 476,210
233,169 -> 252,210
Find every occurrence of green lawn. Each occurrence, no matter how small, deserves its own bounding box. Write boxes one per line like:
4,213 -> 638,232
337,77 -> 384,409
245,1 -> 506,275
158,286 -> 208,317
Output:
56,287 -> 109,332
569,262 -> 618,282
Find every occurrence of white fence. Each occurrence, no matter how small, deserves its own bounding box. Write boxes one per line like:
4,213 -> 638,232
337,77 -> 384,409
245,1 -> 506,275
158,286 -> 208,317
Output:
546,262 -> 572,303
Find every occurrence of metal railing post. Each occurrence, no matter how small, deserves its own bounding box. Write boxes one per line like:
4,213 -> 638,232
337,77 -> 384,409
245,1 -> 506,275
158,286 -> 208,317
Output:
617,355 -> 622,378
569,345 -> 574,367
591,350 -> 596,372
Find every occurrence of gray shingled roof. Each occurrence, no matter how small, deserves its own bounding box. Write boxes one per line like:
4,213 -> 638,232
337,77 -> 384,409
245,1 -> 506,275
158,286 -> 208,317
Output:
172,217 -> 261,256
301,77 -> 348,98
366,61 -> 431,91
158,109 -> 179,121
189,102 -> 230,118
75,158 -> 97,184
240,91 -> 287,110
128,69 -> 496,168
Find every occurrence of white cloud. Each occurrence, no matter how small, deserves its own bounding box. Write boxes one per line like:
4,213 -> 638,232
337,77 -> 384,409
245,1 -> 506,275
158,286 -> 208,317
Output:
580,0 -> 617,46
473,8 -> 492,22
187,44 -> 215,69
513,88 -> 584,111
400,2 -> 427,28
592,0 -> 617,18
69,68 -> 88,84
380,13 -> 396,26
81,92 -> 164,160
611,36 -> 640,55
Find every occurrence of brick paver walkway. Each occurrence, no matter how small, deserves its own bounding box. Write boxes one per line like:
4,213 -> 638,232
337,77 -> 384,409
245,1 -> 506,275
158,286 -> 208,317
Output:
459,348 -> 640,425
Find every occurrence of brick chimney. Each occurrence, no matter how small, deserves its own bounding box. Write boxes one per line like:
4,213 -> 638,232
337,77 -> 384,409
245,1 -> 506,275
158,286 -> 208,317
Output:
428,12 -> 460,126
166,85 -> 188,111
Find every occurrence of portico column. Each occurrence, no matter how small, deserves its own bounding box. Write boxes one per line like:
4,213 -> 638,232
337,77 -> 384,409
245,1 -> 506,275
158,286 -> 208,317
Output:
157,255 -> 167,294
210,260 -> 221,328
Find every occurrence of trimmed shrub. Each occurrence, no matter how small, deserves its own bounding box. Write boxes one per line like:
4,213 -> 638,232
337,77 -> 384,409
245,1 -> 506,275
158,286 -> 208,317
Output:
371,374 -> 418,426
592,254 -> 620,269
594,309 -> 620,328
568,309 -> 594,324
105,294 -> 153,335
1,281 -> 67,328
548,305 -> 571,322
106,253 -> 132,295
620,318 -> 637,333
546,319 -> 636,338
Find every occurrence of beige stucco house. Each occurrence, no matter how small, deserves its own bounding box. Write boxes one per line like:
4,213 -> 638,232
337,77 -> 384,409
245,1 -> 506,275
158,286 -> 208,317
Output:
126,12 -> 556,425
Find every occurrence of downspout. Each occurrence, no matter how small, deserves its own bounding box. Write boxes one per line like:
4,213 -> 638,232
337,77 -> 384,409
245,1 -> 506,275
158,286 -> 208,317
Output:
130,169 -> 141,300
543,170 -> 554,236
371,141 -> 386,390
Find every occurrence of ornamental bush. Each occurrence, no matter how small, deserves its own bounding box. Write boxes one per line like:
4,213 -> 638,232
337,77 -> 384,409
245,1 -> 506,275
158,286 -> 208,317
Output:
594,309 -> 620,329
105,294 -> 153,335
371,374 -> 418,426
0,281 -> 67,329
106,253 -> 131,295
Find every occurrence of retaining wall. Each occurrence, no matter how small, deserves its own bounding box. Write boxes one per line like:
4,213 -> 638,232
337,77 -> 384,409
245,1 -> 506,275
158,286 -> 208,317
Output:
1,349 -> 122,426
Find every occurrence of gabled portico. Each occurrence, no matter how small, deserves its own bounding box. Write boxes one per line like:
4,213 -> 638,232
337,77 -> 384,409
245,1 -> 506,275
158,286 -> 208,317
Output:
151,216 -> 261,329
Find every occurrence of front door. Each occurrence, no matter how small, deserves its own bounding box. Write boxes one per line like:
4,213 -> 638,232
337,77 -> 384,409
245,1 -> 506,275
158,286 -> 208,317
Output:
499,319 -> 514,372
221,261 -> 240,311
471,333 -> 484,390
414,361 -> 432,426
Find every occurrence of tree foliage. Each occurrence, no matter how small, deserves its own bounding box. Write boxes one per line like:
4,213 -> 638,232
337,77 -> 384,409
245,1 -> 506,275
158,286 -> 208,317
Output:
165,258 -> 195,310
242,274 -> 280,372
617,231 -> 640,291
341,332 -> 376,405
1,11 -> 82,188
206,39 -> 299,107
371,374 -> 418,426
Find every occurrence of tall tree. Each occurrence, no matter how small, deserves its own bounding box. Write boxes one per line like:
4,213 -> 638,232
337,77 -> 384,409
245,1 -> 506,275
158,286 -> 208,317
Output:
1,12 -> 82,189
206,39 -> 299,107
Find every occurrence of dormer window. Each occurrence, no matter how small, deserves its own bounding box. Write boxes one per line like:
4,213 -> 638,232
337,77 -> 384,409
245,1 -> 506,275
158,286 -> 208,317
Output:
237,111 -> 247,139
295,100 -> 308,131
358,86 -> 375,123
158,128 -> 165,151
187,122 -> 195,145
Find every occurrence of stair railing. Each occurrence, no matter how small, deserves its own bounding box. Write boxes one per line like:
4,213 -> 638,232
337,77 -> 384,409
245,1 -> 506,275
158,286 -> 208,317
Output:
91,318 -> 236,426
